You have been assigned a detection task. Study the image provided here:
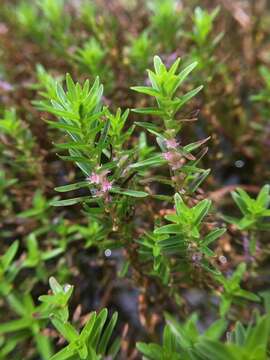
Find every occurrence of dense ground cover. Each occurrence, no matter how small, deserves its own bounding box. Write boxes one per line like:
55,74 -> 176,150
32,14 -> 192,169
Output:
0,0 -> 270,359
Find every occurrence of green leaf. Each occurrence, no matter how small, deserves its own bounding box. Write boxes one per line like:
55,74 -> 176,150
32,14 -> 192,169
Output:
193,199 -> 212,226
50,344 -> 75,360
110,187 -> 148,198
174,85 -> 203,112
136,342 -> 163,360
231,191 -> 249,215
201,246 -> 215,257
183,137 -> 211,153
1,241 -> 19,270
172,61 -> 198,94
129,154 -> 166,168
203,319 -> 227,340
202,228 -> 226,246
195,340 -> 237,360
0,318 -> 32,334
256,184 -> 270,208
54,142 -> 91,151
188,169 -> 211,193
174,193 -> 188,215
97,312 -> 118,354
132,107 -> 165,116
54,181 -> 90,192
80,312 -> 97,340
134,121 -> 161,132
131,86 -> 160,97
50,196 -> 92,207
153,55 -> 164,74
154,224 -> 181,235
234,289 -> 260,302
51,316 -> 79,343
46,121 -> 82,134
245,315 -> 270,352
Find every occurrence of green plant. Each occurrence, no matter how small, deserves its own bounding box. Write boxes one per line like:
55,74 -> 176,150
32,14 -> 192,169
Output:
0,240 -> 53,360
32,64 -> 61,104
19,190 -> 52,225
139,193 -> 226,283
251,66 -> 270,119
14,0 -> 45,41
0,169 -> 17,213
148,0 -> 183,52
22,234 -> 63,282
137,312 -> 227,359
0,241 -> 20,297
39,277 -> 120,360
216,263 -> 260,317
37,0 -> 70,46
73,38 -> 114,90
35,73 -> 147,204
138,310 -> 270,360
0,109 -> 39,175
126,31 -> 153,73
187,6 -> 223,80
225,185 -> 270,254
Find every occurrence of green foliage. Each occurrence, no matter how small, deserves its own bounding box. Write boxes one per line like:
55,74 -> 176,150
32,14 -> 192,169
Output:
0,109 -> 38,174
191,7 -> 220,48
188,6 -> 223,79
19,190 -> 51,220
0,169 -> 17,212
225,185 -> 270,231
251,66 -> 270,119
79,0 -> 97,31
216,263 -> 260,317
73,38 -> 114,89
137,312 -> 227,359
37,0 -> 70,43
226,314 -> 270,359
35,73 -> 147,208
148,0 -> 183,51
32,64 -> 61,103
252,66 -> 270,104
138,311 -> 270,360
39,278 -> 120,360
15,0 -> 44,41
138,193 -> 226,284
22,234 -> 63,281
132,55 -> 202,134
127,31 -> 153,72
0,241 -> 20,296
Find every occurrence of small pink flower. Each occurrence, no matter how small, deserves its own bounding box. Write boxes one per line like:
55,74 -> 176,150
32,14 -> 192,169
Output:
0,80 -> 13,92
87,170 -> 112,198
163,151 -> 174,161
101,180 -> 112,192
165,138 -> 179,149
87,173 -> 101,184
163,151 -> 184,170
192,252 -> 202,264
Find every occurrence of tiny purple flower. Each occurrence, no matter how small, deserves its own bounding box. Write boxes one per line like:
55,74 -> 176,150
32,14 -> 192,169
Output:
165,138 -> 179,149
101,180 -> 112,192
163,151 -> 184,170
87,173 -> 101,184
163,151 -> 174,161
192,252 -> 202,263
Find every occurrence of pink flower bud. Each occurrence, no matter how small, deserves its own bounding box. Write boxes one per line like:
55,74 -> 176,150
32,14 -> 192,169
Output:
165,138 -> 179,149
101,180 -> 112,192
87,173 -> 101,184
